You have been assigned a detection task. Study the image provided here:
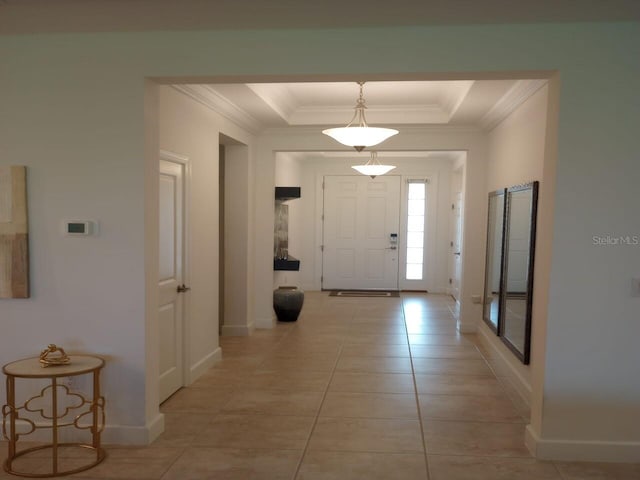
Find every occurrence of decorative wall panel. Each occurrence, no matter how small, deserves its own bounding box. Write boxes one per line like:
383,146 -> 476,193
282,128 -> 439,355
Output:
0,166 -> 29,298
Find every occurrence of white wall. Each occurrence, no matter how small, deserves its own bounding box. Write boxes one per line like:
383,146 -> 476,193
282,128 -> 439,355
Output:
159,86 -> 220,381
535,64 -> 640,460
479,84 -> 549,401
156,87 -> 256,430
286,154 -> 453,293
1,22 -> 638,460
254,128 -> 488,334
159,85 -> 256,353
0,71 -> 151,442
487,85 -> 548,191
223,142 -> 255,336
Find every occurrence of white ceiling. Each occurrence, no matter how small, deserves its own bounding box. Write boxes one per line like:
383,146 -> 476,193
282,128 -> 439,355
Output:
0,0 -> 625,135
1,0 -> 638,34
1,2 -> 629,164
175,79 -> 547,133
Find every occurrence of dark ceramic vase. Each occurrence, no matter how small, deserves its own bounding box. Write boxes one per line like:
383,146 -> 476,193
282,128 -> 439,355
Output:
273,286 -> 304,322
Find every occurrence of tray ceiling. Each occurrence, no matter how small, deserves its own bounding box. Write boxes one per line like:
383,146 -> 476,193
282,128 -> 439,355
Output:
175,79 -> 547,133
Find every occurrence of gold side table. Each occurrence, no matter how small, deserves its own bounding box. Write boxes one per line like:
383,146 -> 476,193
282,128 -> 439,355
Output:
2,355 -> 106,477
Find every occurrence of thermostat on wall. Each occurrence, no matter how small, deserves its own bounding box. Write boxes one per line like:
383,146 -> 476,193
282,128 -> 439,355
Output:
64,220 -> 96,236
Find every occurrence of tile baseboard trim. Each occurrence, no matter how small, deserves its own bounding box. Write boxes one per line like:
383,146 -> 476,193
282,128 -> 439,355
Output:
221,322 -> 255,336
102,414 -> 165,445
526,424 -> 640,463
477,323 -> 531,405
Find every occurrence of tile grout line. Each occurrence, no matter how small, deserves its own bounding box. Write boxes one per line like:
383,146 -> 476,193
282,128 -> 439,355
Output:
213,325 -> 300,413
206,302 -> 320,480
551,460 -> 568,480
289,297 -> 352,480
157,446 -> 189,480
401,294 -> 432,480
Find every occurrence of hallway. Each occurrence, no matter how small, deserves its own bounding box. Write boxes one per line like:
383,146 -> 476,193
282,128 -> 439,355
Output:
2,293 -> 638,479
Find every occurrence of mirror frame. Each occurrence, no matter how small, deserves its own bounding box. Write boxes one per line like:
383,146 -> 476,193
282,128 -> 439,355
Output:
498,181 -> 539,364
482,189 -> 507,334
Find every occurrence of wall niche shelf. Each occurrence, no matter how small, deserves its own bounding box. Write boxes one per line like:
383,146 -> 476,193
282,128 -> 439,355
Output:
274,255 -> 300,271
275,187 -> 301,202
274,186 -> 301,271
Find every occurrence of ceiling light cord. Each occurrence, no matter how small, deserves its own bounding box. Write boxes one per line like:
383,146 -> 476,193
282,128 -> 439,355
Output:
346,82 -> 369,128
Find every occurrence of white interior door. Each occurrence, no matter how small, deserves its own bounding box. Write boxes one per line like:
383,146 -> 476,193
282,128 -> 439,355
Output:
158,158 -> 185,403
322,175 -> 400,290
450,191 -> 462,300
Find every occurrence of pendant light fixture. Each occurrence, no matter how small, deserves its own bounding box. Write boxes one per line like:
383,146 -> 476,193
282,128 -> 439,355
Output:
352,151 -> 396,179
323,82 -> 398,152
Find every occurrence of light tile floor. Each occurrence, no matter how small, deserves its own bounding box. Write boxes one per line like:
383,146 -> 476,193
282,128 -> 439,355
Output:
2,292 -> 639,479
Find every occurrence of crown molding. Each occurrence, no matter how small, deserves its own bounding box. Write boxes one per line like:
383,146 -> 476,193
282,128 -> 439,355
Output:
262,124 -> 482,137
480,79 -> 547,131
173,80 -> 535,135
247,83 -> 298,122
289,104 -> 448,125
443,80 -> 475,119
172,85 -> 264,134
318,150 -> 464,159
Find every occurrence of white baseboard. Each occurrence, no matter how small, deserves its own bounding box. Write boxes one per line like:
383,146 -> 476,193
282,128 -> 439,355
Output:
477,323 -> 532,404
457,320 -> 477,334
526,425 -> 640,463
221,322 -> 255,336
146,412 -> 165,444
102,413 -> 165,445
188,347 -> 221,384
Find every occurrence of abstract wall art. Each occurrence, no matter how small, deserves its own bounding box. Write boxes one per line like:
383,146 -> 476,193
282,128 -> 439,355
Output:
0,166 -> 29,298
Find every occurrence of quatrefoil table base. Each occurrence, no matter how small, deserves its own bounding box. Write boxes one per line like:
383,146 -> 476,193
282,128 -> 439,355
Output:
2,355 -> 106,477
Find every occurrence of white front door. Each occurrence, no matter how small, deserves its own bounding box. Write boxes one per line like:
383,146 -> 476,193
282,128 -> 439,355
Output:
158,158 -> 186,403
322,175 -> 400,290
450,192 -> 462,300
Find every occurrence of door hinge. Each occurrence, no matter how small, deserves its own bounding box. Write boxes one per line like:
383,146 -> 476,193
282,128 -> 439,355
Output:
320,245 -> 324,252
450,241 -> 454,247
322,181 -> 325,189
321,275 -> 324,283
321,214 -> 324,221
452,203 -> 455,210
449,278 -> 452,284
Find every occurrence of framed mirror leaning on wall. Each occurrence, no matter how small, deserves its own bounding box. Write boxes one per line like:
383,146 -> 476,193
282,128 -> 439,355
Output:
483,189 -> 507,333
483,181 -> 539,364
